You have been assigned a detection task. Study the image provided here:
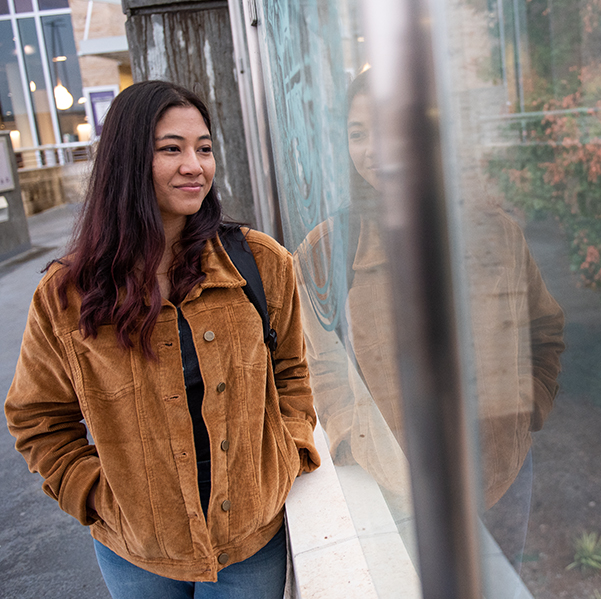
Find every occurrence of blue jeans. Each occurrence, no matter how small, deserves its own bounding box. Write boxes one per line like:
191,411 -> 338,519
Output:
93,523 -> 287,599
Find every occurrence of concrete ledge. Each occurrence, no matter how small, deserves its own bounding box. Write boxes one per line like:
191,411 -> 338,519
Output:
285,422 -> 535,598
286,423 -> 380,599
78,36 -> 129,57
123,0 -> 227,13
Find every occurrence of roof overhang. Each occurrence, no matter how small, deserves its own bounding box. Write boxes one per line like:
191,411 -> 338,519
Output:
78,36 -> 130,64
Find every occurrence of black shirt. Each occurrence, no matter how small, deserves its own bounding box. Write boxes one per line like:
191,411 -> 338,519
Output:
177,308 -> 210,462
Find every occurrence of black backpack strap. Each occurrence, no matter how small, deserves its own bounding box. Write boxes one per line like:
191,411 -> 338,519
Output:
221,228 -> 278,364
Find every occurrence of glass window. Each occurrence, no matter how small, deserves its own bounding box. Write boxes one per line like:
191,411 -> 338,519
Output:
37,0 -> 69,9
460,0 -> 601,595
0,20 -> 35,149
250,1 -> 421,595
14,0 -> 34,13
241,0 -> 601,596
0,0 -> 9,15
41,14 -> 85,142
17,17 -> 53,145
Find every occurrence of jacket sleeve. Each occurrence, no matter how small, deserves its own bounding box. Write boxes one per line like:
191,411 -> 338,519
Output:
293,252 -> 356,464
270,251 -> 321,475
4,283 -> 100,525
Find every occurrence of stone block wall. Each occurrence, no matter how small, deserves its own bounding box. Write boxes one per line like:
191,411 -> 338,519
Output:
18,162 -> 88,216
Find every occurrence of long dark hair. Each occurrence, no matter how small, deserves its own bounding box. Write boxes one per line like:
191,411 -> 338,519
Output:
56,80 -> 222,357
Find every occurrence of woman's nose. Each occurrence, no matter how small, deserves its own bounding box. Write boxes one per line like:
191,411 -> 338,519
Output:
365,134 -> 375,159
180,149 -> 203,175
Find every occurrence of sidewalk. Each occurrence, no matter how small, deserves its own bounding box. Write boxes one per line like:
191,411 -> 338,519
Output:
0,203 -> 110,599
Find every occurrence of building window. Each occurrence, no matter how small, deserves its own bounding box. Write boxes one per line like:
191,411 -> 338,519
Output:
0,0 -> 88,159
42,14 -> 85,141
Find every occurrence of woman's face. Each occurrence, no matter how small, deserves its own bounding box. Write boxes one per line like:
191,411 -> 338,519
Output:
347,92 -> 380,190
152,105 -> 216,229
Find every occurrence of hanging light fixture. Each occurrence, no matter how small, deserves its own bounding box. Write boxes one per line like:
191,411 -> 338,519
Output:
49,20 -> 73,110
54,80 -> 73,110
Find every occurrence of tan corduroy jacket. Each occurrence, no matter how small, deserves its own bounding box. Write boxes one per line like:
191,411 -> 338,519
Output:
5,229 -> 320,582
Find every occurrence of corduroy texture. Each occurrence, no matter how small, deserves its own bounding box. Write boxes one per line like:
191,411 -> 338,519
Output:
5,229 -> 320,582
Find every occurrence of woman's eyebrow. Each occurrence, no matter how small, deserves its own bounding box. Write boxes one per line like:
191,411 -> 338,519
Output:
155,133 -> 212,141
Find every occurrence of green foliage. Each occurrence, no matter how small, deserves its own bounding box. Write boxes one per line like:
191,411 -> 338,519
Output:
566,531 -> 601,572
487,96 -> 601,289
480,0 -> 601,287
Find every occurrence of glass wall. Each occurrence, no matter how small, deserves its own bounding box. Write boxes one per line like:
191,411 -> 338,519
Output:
234,1 -> 422,595
463,0 -> 601,596
0,0 -> 87,158
41,14 -> 85,142
0,19 -> 35,149
232,0 -> 601,596
18,17 -> 52,145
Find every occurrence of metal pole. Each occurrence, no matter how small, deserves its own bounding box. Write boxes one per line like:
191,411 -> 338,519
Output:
362,0 -> 483,596
83,0 -> 94,41
512,0 -> 526,115
497,0 -> 509,108
227,0 -> 283,242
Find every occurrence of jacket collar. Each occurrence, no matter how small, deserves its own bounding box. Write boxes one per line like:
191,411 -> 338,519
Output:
179,233 -> 246,304
156,233 -> 246,309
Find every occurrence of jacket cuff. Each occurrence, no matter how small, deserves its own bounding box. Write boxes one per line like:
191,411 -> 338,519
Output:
56,456 -> 101,525
284,418 -> 321,474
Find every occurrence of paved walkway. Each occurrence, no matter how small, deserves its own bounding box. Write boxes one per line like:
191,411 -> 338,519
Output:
0,203 -> 110,599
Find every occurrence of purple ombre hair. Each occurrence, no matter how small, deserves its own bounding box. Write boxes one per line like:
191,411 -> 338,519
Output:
55,80 -> 222,357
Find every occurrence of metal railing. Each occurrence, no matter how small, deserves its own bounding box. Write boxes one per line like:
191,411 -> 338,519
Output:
14,141 -> 94,171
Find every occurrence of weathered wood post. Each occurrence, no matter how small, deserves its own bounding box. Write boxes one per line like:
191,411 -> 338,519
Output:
122,0 -> 256,225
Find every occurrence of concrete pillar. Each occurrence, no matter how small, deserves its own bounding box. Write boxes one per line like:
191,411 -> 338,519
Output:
122,0 -> 255,226
0,132 -> 31,263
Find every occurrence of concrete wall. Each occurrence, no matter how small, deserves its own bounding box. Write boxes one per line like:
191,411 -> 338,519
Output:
0,132 -> 31,263
18,162 -> 88,217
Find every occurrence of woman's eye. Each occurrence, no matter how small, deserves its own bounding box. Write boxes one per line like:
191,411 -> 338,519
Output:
158,145 -> 180,153
198,146 -> 213,154
349,130 -> 366,142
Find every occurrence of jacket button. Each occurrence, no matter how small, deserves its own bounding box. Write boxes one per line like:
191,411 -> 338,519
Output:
216,382 -> 226,393
218,552 -> 229,565
220,440 -> 230,451
204,331 -> 215,342
221,500 -> 231,511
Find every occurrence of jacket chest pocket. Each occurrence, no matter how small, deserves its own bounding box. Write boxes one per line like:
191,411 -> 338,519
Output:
229,300 -> 267,368
66,327 -> 136,401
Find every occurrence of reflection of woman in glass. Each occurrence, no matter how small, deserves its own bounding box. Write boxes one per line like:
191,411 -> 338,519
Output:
295,70 -> 410,500
298,68 -> 564,560
5,80 -> 320,599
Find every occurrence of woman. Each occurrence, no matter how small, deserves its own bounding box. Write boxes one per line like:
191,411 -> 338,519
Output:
5,80 -> 320,598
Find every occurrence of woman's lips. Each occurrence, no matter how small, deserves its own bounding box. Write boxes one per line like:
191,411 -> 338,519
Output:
175,183 -> 202,191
